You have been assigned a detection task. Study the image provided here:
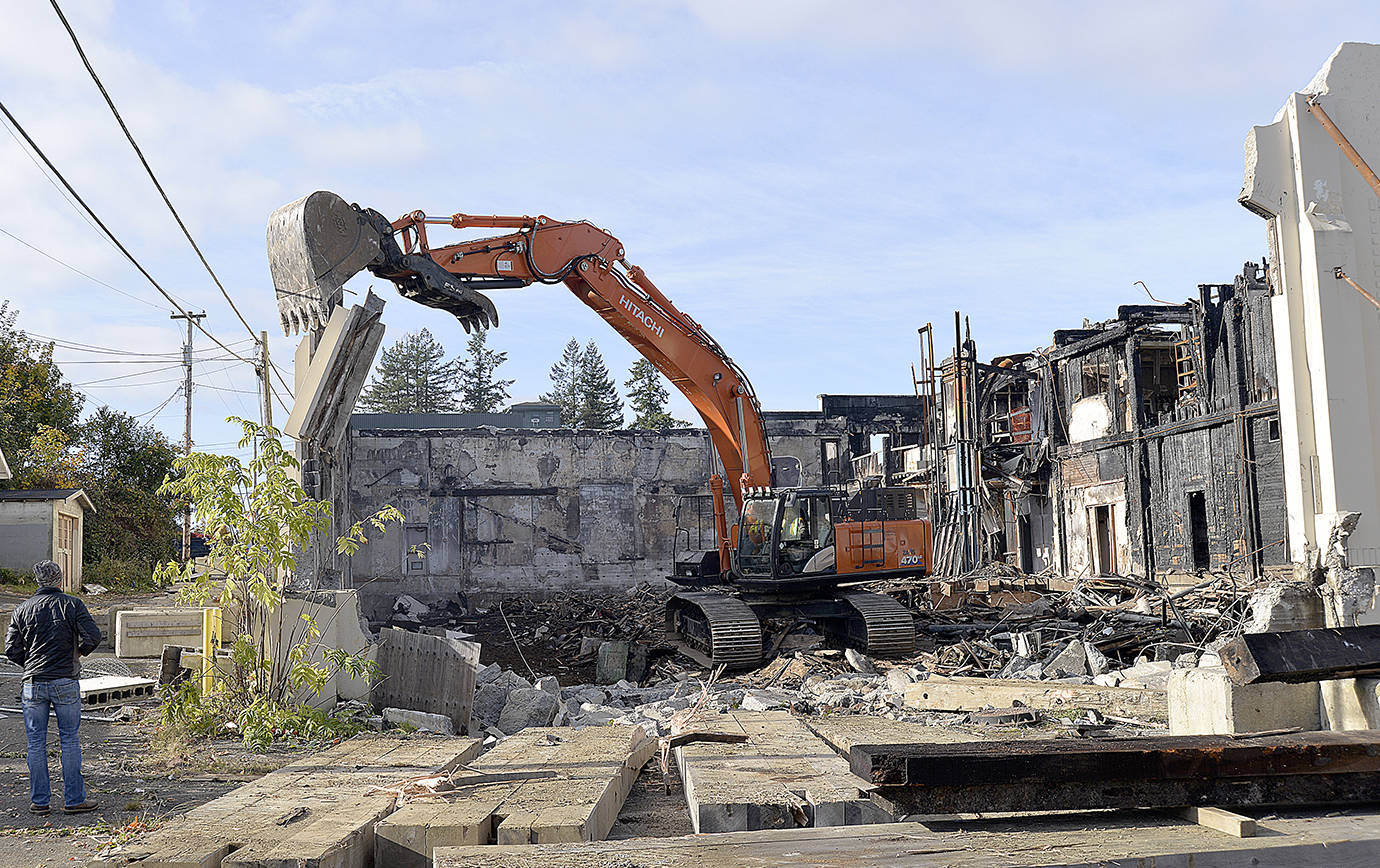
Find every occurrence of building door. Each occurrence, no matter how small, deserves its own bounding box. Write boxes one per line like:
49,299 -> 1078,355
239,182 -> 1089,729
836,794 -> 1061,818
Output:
1091,505 -> 1116,575
1017,514 -> 1034,573
56,513 -> 76,588
1188,491 -> 1210,571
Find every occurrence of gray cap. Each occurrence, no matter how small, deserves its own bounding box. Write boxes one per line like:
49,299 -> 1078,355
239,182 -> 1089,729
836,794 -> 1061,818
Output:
33,560 -> 62,589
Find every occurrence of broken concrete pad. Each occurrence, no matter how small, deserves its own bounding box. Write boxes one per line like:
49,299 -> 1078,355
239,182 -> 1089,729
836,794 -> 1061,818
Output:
123,734 -> 482,868
495,687 -> 560,734
740,689 -> 791,712
675,710 -> 886,833
1117,660 -> 1173,689
375,726 -> 655,865
1168,667 -> 1320,735
384,706 -> 456,735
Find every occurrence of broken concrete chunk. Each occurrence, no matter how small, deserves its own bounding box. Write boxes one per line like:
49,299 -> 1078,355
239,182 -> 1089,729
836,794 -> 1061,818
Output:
740,689 -> 789,712
597,641 -> 630,684
1092,673 -> 1122,687
1173,652 -> 1198,669
383,707 -> 455,736
476,662 -> 503,684
885,668 -> 915,694
845,648 -> 876,674
392,594 -> 430,622
495,687 -> 560,734
1084,642 -> 1111,676
536,675 -> 561,696
1044,639 -> 1089,678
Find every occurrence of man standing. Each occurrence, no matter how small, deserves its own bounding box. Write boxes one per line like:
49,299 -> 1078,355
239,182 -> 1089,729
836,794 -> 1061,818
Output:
4,561 -> 100,815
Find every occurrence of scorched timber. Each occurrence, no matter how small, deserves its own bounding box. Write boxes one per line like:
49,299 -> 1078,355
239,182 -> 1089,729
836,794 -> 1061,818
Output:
1219,625 -> 1380,684
852,729 -> 1380,815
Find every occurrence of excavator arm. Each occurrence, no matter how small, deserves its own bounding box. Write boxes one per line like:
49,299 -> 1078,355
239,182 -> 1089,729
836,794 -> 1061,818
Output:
266,191 -> 772,534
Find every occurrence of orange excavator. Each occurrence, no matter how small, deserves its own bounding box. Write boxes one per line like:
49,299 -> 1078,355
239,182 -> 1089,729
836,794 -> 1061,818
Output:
267,191 -> 930,669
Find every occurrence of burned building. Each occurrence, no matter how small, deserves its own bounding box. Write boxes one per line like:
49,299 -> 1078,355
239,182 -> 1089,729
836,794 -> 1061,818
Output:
305,395 -> 925,617
881,263 -> 1289,583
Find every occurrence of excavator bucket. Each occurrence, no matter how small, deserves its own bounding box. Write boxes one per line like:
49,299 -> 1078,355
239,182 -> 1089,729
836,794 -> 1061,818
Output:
267,190 -> 501,336
266,191 -> 382,336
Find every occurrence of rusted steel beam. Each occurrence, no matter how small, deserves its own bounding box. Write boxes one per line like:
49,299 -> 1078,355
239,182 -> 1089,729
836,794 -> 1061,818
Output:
1219,625 -> 1380,684
1307,97 -> 1380,203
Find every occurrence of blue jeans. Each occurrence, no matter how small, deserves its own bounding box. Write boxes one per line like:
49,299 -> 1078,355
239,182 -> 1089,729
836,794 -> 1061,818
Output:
22,678 -> 85,809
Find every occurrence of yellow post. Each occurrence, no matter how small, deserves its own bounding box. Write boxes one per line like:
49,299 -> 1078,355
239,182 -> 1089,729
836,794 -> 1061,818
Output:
200,606 -> 222,695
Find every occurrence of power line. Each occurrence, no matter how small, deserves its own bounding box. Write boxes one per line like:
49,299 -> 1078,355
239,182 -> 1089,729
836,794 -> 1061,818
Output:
0,98 -> 260,374
48,0 -> 297,408
49,0 -> 257,338
0,226 -> 171,313
22,331 -> 254,357
73,364 -> 182,386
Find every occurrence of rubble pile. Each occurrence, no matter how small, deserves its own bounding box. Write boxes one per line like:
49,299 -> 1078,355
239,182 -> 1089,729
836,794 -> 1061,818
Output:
873,571 -> 1273,681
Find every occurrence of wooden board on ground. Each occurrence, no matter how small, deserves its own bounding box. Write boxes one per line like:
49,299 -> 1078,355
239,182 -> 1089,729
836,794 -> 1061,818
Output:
853,728 -> 1380,815
110,734 -> 482,868
903,675 -> 1167,719
1219,625 -> 1380,684
674,710 -> 891,834
434,810 -> 1380,867
374,725 -> 655,867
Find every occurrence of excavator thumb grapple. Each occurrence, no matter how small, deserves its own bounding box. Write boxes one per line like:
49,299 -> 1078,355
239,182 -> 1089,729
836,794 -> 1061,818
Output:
266,190 -> 498,336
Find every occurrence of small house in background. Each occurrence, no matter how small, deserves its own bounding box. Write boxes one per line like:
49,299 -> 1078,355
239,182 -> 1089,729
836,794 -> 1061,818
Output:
0,446 -> 10,481
0,489 -> 95,591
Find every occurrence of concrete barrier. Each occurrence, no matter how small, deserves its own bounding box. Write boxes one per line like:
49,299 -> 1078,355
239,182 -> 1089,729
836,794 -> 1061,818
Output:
115,607 -> 206,658
1168,666 -> 1319,735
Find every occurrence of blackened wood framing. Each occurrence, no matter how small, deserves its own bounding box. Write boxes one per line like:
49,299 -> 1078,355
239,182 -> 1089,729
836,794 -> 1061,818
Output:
1219,625 -> 1380,684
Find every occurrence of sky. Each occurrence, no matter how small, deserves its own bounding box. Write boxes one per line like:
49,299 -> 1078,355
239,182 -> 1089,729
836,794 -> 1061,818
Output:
1,1 -> 1377,462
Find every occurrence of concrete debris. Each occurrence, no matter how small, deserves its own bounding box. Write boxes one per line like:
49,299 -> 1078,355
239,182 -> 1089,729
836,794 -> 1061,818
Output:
382,707 -> 456,736
844,648 -> 876,674
495,687 -> 561,734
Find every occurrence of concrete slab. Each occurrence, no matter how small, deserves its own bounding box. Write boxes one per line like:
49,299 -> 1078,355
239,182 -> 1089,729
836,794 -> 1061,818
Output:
1169,666 -> 1320,735
79,675 -> 155,708
116,734 -> 483,868
1321,677 -> 1380,730
434,810 -> 1380,867
374,725 -> 654,866
115,607 -> 205,658
674,711 -> 887,833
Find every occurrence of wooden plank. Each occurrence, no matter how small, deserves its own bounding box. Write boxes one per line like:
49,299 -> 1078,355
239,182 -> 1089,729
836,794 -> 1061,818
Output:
122,735 -> 483,868
674,711 -> 890,834
374,725 -> 654,867
902,676 -> 1167,719
434,811 -> 1380,867
1176,806 -> 1258,838
1219,626 -> 1380,684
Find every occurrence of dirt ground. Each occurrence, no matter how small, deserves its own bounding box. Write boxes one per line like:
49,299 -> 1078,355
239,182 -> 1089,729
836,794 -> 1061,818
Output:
0,653 -> 306,867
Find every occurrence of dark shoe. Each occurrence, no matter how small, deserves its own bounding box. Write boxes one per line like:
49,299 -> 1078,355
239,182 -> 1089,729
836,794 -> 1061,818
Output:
29,804 -> 49,815
62,801 -> 97,814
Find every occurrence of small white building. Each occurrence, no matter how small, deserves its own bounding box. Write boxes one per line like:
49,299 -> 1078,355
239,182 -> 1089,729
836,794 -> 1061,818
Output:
0,488 -> 95,591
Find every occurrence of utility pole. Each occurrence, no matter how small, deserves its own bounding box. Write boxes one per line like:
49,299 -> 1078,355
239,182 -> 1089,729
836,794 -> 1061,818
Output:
171,311 -> 206,562
258,330 -> 273,430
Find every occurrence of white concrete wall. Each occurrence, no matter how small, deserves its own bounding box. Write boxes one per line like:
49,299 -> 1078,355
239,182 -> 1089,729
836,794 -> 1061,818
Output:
1241,42 -> 1380,571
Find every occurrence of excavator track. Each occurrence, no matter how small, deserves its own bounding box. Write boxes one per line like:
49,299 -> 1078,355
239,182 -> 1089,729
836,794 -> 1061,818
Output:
836,590 -> 916,658
665,591 -> 763,671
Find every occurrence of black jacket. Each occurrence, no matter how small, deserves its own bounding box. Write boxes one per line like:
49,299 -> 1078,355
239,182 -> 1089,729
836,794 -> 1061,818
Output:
4,588 -> 101,682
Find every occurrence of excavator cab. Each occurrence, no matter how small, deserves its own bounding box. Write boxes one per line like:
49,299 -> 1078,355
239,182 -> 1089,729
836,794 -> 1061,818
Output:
736,490 -> 837,581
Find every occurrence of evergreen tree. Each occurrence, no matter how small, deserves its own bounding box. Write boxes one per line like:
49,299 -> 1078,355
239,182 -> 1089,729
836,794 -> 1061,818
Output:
625,359 -> 684,429
540,338 -> 583,426
358,328 -> 461,413
457,329 -> 515,413
574,341 -> 624,429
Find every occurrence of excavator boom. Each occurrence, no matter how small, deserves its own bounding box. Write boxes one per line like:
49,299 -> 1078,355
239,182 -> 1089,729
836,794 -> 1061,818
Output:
267,191 -> 771,521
